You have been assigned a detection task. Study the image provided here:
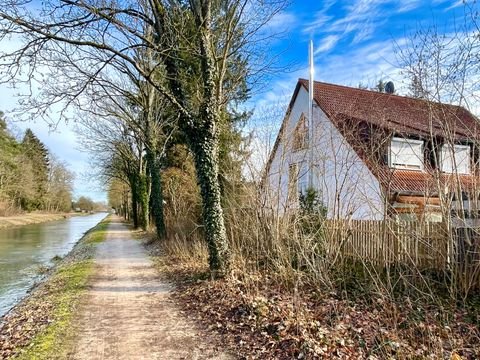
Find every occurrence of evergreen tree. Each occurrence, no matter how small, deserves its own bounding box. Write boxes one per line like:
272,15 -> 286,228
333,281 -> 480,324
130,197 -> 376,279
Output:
22,129 -> 49,209
373,79 -> 385,92
0,112 -> 23,213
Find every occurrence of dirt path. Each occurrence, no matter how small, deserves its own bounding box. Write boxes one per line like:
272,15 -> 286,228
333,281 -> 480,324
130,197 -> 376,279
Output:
69,217 -> 231,360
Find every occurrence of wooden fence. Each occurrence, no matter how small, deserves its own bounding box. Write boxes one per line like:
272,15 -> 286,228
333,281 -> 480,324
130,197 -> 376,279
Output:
323,220 -> 452,270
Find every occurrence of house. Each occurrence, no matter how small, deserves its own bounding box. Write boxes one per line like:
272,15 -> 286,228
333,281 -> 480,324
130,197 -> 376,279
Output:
263,79 -> 480,224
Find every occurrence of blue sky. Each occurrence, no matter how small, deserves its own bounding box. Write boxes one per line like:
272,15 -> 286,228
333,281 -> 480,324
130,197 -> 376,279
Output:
0,0 -> 470,201
256,0 -> 467,106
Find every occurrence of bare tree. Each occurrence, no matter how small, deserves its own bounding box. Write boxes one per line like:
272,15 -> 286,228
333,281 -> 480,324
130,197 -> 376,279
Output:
0,0 -> 286,274
396,9 -> 480,297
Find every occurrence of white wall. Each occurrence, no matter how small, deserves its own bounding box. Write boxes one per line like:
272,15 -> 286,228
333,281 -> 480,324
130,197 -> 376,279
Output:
265,86 -> 385,220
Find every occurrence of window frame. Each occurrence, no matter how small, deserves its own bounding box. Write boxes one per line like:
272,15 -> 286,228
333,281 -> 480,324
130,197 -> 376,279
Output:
389,137 -> 424,171
440,143 -> 470,175
288,162 -> 310,203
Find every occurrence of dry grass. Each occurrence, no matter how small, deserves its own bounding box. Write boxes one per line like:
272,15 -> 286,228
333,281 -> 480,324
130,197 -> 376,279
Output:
151,182 -> 480,359
0,212 -> 72,229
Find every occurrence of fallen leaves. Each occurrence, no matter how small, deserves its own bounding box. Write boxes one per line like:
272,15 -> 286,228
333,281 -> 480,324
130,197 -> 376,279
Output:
153,252 -> 480,359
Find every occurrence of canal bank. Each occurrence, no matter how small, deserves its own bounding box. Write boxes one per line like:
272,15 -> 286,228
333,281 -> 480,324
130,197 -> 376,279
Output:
0,212 -> 75,230
0,216 -> 110,359
0,212 -> 108,316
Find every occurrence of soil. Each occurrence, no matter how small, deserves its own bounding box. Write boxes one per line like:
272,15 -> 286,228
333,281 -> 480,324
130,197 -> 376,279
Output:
68,217 -> 232,360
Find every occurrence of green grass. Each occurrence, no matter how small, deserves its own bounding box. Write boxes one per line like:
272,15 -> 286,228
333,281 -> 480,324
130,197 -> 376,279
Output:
14,217 -> 110,360
84,220 -> 110,245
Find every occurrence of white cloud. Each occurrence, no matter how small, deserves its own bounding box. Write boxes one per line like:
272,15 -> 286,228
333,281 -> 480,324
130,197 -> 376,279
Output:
317,39 -> 406,90
445,0 -> 464,11
328,0 -> 389,42
397,0 -> 422,13
266,11 -> 297,31
303,13 -> 333,35
302,0 -> 336,35
314,35 -> 340,54
304,0 -> 423,49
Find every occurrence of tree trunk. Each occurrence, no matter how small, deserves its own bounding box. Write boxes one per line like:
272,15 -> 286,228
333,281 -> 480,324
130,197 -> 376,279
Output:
154,1 -> 230,274
190,6 -> 230,275
124,190 -> 129,220
188,129 -> 230,275
130,176 -> 139,228
138,173 -> 149,230
146,148 -> 166,239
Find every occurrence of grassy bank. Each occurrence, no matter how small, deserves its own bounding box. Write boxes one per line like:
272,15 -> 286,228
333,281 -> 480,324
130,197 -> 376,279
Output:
0,212 -> 74,229
0,217 -> 110,359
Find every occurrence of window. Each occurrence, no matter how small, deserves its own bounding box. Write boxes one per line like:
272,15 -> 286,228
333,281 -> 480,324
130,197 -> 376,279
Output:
298,162 -> 309,195
288,162 -> 309,202
440,144 -> 470,174
292,114 -> 308,151
390,137 -> 424,170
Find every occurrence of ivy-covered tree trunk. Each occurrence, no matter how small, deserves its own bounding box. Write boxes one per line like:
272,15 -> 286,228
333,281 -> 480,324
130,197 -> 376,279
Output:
138,172 -> 149,230
187,126 -> 230,274
154,1 -> 230,274
190,4 -> 230,275
146,148 -> 166,239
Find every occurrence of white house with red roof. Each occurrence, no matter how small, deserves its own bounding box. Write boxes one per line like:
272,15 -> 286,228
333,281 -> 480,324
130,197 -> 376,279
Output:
263,79 -> 480,223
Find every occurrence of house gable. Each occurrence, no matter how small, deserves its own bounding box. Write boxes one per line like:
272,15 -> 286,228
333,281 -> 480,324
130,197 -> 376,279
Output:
264,84 -> 384,219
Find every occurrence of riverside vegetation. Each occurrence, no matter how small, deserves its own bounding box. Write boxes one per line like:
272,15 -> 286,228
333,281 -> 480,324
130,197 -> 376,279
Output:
0,112 -> 106,219
0,115 -> 73,216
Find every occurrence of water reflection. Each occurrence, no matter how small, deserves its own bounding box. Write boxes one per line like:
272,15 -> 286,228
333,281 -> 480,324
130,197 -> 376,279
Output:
0,213 -> 107,316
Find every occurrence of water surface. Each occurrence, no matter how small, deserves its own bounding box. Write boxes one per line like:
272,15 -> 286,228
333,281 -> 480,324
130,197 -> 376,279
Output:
0,212 -> 107,316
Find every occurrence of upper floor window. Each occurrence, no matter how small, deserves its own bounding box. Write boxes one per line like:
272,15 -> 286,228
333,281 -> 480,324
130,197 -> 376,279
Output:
292,114 -> 308,151
390,137 -> 424,170
441,144 -> 470,174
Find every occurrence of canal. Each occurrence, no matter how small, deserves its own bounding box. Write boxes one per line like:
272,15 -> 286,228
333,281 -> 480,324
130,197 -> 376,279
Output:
0,212 -> 107,317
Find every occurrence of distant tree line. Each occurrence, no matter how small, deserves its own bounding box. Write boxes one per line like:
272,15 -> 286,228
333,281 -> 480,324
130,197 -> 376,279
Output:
72,196 -> 107,213
0,112 -> 74,215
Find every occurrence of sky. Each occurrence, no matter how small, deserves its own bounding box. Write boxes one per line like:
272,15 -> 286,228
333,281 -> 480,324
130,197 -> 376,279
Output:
255,0 -> 467,107
0,0 -> 470,201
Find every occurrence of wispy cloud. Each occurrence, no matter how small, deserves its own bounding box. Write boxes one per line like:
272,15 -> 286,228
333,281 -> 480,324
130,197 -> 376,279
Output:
445,0 -> 464,11
314,35 -> 340,54
397,0 -> 422,13
265,11 -> 297,31
303,0 -> 424,51
328,0 -> 389,41
317,38 -> 405,88
302,0 -> 336,35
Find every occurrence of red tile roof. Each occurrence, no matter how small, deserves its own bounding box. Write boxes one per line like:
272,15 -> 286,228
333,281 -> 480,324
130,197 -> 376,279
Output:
375,168 -> 478,194
299,79 -> 479,140
296,79 -> 480,195
264,79 -> 480,196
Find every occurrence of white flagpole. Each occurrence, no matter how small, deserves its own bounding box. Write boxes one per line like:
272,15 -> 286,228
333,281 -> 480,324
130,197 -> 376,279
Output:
308,40 -> 314,189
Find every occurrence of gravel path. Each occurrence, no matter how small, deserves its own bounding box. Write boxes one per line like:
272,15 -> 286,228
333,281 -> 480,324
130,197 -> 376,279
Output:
69,217 -> 231,360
